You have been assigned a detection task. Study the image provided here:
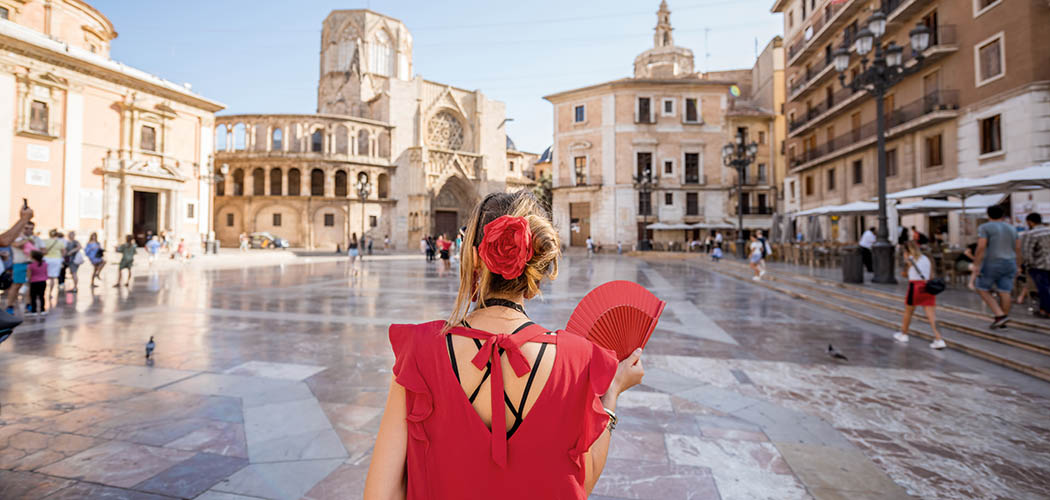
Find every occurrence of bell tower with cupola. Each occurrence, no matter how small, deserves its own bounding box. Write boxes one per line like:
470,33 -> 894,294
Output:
633,1 -> 695,79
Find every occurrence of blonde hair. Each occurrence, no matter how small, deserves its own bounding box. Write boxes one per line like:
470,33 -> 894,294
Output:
904,240 -> 924,259
444,190 -> 561,332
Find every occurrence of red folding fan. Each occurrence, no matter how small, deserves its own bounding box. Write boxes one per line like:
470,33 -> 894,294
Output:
565,280 -> 666,361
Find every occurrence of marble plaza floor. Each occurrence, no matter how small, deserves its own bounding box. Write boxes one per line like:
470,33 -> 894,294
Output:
1,253 -> 1049,499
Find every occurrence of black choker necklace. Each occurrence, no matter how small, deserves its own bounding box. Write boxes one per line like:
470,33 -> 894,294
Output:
482,298 -> 528,317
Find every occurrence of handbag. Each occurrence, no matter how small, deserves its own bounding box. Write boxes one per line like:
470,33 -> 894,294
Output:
909,257 -> 946,295
73,251 -> 84,265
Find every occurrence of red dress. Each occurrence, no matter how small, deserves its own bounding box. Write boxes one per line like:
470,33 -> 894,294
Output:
389,320 -> 617,500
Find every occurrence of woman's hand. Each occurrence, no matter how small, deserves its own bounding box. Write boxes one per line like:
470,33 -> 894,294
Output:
607,349 -> 644,398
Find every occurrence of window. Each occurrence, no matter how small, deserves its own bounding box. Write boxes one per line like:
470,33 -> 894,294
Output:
789,180 -> 796,200
637,97 -> 652,123
684,98 -> 699,123
975,34 -> 1004,86
664,160 -> 673,175
662,99 -> 675,116
921,11 -> 939,46
979,115 -> 1002,155
636,152 -> 653,179
574,105 -> 585,123
758,131 -> 766,144
0,7 -> 8,19
186,203 -> 195,219
974,0 -> 1002,17
272,128 -> 283,150
270,168 -> 282,196
311,130 -> 323,153
574,156 -> 587,185
29,101 -> 48,133
324,214 -> 335,227
140,125 -> 157,152
638,192 -> 652,216
805,175 -> 814,196
335,170 -> 348,197
887,148 -> 898,177
232,169 -> 244,196
788,12 -> 794,29
684,153 -> 700,184
371,30 -> 395,77
226,213 -> 234,227
827,167 -> 836,192
757,164 -> 767,184
216,175 -> 225,196
852,160 -> 863,184
273,213 -> 282,227
758,193 -> 768,211
926,134 -> 944,167
311,168 -> 324,196
288,168 -> 301,196
664,193 -> 673,206
370,215 -> 378,228
253,168 -> 265,195
686,193 -> 699,216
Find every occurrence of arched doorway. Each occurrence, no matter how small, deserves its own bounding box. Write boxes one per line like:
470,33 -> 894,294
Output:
431,175 -> 477,239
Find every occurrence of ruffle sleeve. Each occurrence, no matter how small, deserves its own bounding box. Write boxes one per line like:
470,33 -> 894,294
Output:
569,341 -> 618,469
389,324 -> 434,447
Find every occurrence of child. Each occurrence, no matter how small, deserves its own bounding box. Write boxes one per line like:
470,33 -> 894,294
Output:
116,235 -> 136,287
27,250 -> 48,317
712,246 -> 723,261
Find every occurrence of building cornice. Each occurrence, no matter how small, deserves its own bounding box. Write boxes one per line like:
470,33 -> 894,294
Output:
544,77 -> 736,102
215,113 -> 394,129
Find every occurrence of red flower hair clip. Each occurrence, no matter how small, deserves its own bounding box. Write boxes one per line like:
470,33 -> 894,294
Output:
479,216 -> 534,280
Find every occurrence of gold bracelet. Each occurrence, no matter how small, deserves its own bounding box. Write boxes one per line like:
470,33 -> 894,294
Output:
603,407 -> 617,431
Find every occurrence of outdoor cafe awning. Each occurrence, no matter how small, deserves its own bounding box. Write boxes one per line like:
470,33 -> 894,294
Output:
795,201 -> 879,217
645,222 -> 693,230
935,164 -> 1050,197
895,199 -> 962,214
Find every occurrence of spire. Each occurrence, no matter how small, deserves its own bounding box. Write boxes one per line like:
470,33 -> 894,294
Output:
655,1 -> 673,48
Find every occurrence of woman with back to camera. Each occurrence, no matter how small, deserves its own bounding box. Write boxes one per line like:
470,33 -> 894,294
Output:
365,190 -> 645,499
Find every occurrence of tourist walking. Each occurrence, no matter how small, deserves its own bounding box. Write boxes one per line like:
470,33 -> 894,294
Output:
756,230 -> 770,277
1021,213 -> 1050,318
348,233 -> 361,277
364,190 -> 644,500
368,236 -> 374,256
85,233 -> 106,288
586,235 -> 595,256
146,236 -> 161,265
42,230 -> 66,301
972,206 -> 1020,328
115,235 -> 136,287
715,231 -> 724,250
748,234 -> 763,281
438,234 -> 453,270
27,251 -> 48,317
62,231 -> 83,293
239,233 -> 249,252
1,206 -> 34,315
894,241 -> 946,349
384,235 -> 391,251
859,227 -> 876,273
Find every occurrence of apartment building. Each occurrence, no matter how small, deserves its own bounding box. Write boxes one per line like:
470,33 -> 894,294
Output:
773,0 -> 1050,241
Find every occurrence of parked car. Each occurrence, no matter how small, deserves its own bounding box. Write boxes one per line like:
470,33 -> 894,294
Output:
250,232 -> 289,249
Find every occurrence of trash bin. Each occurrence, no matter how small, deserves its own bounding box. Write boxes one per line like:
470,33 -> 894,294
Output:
842,245 -> 864,284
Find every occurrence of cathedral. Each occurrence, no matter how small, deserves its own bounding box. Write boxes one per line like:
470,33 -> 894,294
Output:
212,9 -> 535,250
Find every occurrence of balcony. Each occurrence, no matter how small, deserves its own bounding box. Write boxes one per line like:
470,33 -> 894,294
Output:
683,174 -> 707,185
557,174 -> 604,189
883,0 -> 932,26
787,0 -> 865,66
787,25 -> 957,138
735,206 -> 776,215
789,90 -> 959,171
788,56 -> 835,101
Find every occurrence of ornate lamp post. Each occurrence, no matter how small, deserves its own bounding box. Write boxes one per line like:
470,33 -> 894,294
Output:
832,11 -> 931,283
722,130 -> 758,258
354,175 -> 372,253
633,168 -> 659,251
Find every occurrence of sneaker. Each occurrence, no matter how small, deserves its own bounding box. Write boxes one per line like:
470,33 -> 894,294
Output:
930,339 -> 947,350
752,276 -> 761,281
39,311 -> 48,317
989,316 -> 1009,329
26,312 -> 36,318
893,332 -> 909,343
759,270 -> 767,278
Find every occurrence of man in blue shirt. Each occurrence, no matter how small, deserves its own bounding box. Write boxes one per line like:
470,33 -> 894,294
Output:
973,205 -> 1021,328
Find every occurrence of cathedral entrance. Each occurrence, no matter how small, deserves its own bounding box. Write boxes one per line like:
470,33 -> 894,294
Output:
569,202 -> 590,247
431,175 -> 478,239
133,190 -> 159,247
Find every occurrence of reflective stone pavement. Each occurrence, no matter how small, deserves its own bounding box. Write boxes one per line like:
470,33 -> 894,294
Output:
1,254 -> 1049,499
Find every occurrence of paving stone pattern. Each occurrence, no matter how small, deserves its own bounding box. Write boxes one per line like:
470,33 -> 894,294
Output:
1,254 -> 1048,499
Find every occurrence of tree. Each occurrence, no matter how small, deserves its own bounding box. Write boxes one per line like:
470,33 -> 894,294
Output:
532,173 -> 553,213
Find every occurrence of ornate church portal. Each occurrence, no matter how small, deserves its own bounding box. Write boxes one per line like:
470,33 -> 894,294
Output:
431,175 -> 477,240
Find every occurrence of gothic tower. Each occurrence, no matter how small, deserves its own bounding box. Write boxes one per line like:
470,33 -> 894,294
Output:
654,0 -> 673,48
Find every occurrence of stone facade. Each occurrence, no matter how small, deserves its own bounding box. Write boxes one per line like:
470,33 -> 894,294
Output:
544,1 -> 776,249
773,0 -> 1050,242
0,0 -> 224,248
214,9 -> 532,249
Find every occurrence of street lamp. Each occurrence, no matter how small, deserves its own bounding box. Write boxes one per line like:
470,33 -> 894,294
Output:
833,11 -> 931,284
354,174 -> 372,253
722,129 -> 758,259
632,167 -> 659,251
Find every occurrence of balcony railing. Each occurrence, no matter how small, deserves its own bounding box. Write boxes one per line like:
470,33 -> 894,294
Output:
787,1 -> 847,61
684,173 -> 707,185
736,206 -> 775,215
569,174 -> 603,187
789,90 -> 959,169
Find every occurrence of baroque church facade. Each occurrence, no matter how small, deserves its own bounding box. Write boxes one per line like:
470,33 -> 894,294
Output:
213,9 -> 534,250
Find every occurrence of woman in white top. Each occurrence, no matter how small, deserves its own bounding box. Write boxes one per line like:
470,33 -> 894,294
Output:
748,234 -> 764,281
894,241 -> 946,349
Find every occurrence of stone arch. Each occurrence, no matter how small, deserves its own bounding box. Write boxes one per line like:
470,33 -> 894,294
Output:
288,168 -> 301,196
232,123 -> 246,151
311,129 -> 324,153
311,204 -> 348,250
270,167 -> 283,196
215,124 -> 228,151
272,127 -> 283,151
357,129 -> 370,156
252,202 -> 300,246
310,168 -> 325,196
252,168 -> 265,196
371,28 -> 394,77
214,201 -> 243,246
377,172 -> 390,199
336,125 -> 349,154
215,172 -> 226,196
431,174 -> 478,239
427,109 -> 465,150
334,169 -> 348,197
232,168 -> 244,196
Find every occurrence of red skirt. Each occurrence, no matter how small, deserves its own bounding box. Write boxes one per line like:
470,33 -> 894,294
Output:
906,280 -> 936,307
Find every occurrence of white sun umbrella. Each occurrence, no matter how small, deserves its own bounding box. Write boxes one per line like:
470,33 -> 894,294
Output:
885,178 -> 976,200
823,201 -> 879,216
645,222 -> 674,230
896,199 -> 962,214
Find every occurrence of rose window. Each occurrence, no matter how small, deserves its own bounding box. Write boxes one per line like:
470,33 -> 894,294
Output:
427,111 -> 464,150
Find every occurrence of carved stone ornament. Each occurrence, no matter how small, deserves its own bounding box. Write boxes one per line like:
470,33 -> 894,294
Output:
427,110 -> 464,150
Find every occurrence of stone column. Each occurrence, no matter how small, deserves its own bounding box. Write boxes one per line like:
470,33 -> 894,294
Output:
325,168 -> 334,198
264,168 -> 271,196
63,90 -> 84,229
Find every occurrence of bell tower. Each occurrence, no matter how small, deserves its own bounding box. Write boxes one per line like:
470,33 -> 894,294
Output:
654,0 -> 673,48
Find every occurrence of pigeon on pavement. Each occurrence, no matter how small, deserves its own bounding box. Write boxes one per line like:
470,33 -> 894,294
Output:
827,344 -> 848,361
146,336 -> 155,359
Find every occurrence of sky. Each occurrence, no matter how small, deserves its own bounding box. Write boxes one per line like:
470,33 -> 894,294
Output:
93,0 -> 783,154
